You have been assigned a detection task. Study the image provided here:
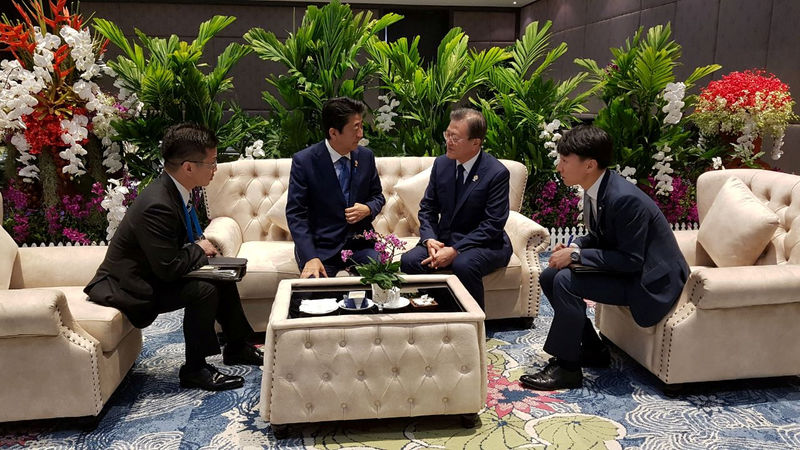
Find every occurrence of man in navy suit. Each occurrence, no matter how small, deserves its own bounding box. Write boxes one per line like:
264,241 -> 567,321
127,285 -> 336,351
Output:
401,108 -> 512,309
287,97 -> 385,278
520,125 -> 689,391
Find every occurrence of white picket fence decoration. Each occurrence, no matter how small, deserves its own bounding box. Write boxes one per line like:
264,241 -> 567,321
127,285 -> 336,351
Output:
547,222 -> 699,249
20,222 -> 700,250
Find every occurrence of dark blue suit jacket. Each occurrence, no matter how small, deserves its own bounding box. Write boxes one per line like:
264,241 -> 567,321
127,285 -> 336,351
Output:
286,141 -> 385,267
419,151 -> 511,252
575,170 -> 689,327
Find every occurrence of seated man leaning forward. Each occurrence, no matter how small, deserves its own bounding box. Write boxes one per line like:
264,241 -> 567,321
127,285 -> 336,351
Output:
85,123 -> 262,392
400,108 -> 513,309
287,97 -> 386,278
520,124 -> 689,391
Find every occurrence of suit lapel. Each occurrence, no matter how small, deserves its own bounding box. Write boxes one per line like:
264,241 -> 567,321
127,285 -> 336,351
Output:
453,152 -> 485,216
348,147 -> 360,200
160,172 -> 190,243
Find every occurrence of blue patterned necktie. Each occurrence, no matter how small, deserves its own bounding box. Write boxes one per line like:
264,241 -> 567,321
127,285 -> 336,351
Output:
337,157 -> 351,205
455,164 -> 466,200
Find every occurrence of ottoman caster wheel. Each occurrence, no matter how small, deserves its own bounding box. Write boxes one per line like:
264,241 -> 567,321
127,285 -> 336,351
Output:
460,413 -> 480,429
272,424 -> 290,439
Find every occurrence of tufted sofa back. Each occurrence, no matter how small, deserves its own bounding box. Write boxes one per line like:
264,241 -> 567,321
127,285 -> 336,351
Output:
204,157 -> 528,243
696,169 -> 800,265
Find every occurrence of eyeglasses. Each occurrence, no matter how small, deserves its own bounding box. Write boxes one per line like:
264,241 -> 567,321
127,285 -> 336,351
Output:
443,132 -> 470,144
185,159 -> 218,169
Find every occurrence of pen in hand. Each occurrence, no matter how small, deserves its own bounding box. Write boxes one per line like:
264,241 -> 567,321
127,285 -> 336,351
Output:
567,234 -> 574,247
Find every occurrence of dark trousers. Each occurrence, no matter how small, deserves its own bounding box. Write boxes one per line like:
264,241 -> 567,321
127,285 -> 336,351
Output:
539,266 -> 633,362
400,244 -> 510,309
156,280 -> 253,364
321,246 -> 380,277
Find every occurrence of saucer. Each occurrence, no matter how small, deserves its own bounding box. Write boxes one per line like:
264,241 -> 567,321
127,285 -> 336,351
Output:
299,298 -> 338,315
381,296 -> 410,310
338,298 -> 375,311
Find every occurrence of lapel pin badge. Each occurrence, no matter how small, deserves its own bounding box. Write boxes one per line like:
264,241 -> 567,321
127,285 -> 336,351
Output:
472,175 -> 479,182
354,160 -> 359,168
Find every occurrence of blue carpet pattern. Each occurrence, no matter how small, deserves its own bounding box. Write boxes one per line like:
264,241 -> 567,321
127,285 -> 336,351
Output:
2,254 -> 800,448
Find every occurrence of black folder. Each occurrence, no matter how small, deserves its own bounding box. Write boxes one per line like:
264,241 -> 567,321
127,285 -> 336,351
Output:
185,257 -> 248,281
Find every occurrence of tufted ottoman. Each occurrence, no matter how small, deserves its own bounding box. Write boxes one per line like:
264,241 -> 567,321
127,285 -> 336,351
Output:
260,275 -> 487,436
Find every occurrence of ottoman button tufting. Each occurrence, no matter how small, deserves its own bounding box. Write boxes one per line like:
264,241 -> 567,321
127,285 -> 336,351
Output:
339,340 -> 347,347
305,341 -> 312,349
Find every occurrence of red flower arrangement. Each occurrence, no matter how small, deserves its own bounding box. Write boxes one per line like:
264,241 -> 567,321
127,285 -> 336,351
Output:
692,69 -> 797,160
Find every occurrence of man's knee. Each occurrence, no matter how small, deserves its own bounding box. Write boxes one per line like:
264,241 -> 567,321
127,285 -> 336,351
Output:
400,249 -> 424,273
451,256 -> 479,279
539,266 -> 559,289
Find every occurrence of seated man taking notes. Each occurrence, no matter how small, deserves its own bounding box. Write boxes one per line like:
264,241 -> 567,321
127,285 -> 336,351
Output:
85,123 -> 262,392
286,97 -> 385,278
400,108 -> 512,309
520,125 -> 689,391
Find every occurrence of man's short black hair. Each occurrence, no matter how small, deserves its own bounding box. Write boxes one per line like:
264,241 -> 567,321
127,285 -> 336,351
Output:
557,124 -> 613,169
450,107 -> 487,141
322,97 -> 366,139
161,123 -> 218,168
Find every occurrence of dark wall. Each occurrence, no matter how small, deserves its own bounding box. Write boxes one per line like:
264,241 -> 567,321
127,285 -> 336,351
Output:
520,0 -> 800,173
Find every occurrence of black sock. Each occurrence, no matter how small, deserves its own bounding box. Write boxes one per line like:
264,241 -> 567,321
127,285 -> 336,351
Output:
557,358 -> 580,371
581,318 -> 605,351
185,358 -> 206,371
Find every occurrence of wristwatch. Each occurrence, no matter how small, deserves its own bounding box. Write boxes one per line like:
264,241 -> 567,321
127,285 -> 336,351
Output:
569,250 -> 581,263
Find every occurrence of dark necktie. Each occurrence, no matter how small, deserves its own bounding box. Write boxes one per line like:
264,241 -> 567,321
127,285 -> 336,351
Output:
455,164 -> 466,200
337,157 -> 351,205
584,193 -> 597,233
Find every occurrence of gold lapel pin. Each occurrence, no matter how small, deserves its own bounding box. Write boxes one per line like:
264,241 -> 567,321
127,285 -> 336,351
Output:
354,160 -> 359,168
472,175 -> 479,182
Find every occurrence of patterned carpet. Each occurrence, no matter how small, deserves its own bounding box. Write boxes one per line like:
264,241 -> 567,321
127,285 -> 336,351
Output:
3,256 -> 800,449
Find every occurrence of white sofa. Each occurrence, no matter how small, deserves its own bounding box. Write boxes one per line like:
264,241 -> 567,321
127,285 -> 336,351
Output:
0,198 -> 141,422
203,157 -> 550,331
596,169 -> 800,386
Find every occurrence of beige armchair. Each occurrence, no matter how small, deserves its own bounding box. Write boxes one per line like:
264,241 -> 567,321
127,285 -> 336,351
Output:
203,157 -> 550,331
0,196 -> 141,422
596,169 -> 800,387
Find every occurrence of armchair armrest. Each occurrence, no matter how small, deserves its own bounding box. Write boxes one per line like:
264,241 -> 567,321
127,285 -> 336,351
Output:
0,288 -> 75,337
673,230 -> 714,266
204,217 -> 243,257
687,264 -> 800,310
505,211 -> 550,257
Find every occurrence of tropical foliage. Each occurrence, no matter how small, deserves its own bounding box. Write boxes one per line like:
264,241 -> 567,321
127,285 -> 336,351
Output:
474,21 -> 593,197
367,28 -> 510,156
244,0 -> 401,157
575,24 -> 721,192
93,15 -> 253,181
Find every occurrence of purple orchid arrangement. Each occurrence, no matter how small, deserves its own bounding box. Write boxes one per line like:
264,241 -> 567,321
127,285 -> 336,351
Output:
341,230 -> 407,289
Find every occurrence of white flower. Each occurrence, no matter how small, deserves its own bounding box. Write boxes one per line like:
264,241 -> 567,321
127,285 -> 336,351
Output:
242,140 -> 266,159
122,141 -> 139,154
103,142 -> 123,173
59,115 -> 90,176
101,179 -> 130,240
375,94 -> 399,133
771,130 -> 785,160
358,138 -> 370,147
712,157 -> 723,170
11,133 -> 39,182
618,165 -> 637,184
652,145 -> 674,196
661,82 -> 686,125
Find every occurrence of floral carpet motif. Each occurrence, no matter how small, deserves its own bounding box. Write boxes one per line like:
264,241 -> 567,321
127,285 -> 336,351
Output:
2,256 -> 800,449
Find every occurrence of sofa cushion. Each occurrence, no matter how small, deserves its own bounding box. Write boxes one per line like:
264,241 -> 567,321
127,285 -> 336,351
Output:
266,191 -> 290,233
394,168 -> 432,229
59,286 -> 136,353
697,176 -> 780,267
236,241 -> 301,299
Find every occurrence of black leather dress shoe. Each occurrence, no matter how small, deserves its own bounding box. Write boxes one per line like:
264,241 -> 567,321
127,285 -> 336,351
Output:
520,361 -> 583,391
223,344 -> 264,366
580,345 -> 611,368
179,364 -> 244,391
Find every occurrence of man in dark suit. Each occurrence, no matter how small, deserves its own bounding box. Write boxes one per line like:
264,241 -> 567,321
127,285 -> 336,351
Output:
287,97 -> 385,278
400,108 -> 512,308
520,125 -> 689,391
85,123 -> 262,392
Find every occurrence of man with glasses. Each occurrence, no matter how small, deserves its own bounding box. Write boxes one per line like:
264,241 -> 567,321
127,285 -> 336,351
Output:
400,108 -> 512,309
287,97 -> 385,278
85,123 -> 262,392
